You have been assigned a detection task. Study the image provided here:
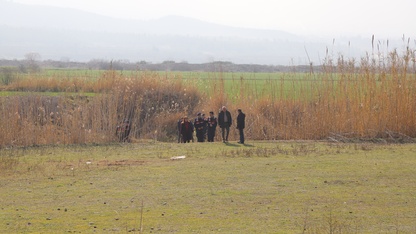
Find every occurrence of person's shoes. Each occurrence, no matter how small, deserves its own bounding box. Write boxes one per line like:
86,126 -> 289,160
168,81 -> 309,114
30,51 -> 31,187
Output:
223,140 -> 225,143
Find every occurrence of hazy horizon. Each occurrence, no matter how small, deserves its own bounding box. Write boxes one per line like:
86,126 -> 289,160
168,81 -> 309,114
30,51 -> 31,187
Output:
1,0 -> 414,65
11,0 -> 416,38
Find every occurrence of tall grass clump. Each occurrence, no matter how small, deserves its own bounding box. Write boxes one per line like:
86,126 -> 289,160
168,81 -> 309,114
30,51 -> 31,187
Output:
0,71 -> 201,147
241,44 -> 416,141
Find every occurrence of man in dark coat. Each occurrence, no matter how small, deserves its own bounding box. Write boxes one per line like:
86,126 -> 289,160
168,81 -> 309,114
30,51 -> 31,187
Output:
218,106 -> 232,142
206,111 -> 217,142
194,112 -> 206,142
180,116 -> 193,143
202,113 -> 208,140
236,109 -> 246,144
177,118 -> 183,143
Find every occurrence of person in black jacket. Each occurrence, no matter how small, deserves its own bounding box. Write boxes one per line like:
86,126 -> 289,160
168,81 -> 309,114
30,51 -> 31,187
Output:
206,111 -> 217,142
218,106 -> 232,142
236,109 -> 246,144
180,116 -> 194,143
177,118 -> 182,143
194,112 -> 206,142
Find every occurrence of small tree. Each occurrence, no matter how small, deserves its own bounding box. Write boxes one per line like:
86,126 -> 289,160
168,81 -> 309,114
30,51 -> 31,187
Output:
24,52 -> 41,72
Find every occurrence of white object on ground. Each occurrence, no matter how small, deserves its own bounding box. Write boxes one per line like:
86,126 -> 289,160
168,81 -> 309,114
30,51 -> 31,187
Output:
171,155 -> 186,160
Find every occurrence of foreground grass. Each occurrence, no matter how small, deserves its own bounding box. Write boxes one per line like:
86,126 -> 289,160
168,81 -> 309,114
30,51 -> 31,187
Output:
0,141 -> 415,233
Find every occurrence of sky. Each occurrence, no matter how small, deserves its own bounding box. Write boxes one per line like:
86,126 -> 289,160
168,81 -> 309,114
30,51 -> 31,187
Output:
11,0 -> 416,39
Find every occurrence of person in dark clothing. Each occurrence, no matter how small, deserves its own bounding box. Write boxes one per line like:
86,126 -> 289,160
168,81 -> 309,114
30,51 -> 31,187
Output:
177,118 -> 183,143
206,111 -> 217,142
202,113 -> 208,140
180,116 -> 193,143
116,119 -> 131,142
236,109 -> 246,144
194,112 -> 206,142
218,106 -> 232,142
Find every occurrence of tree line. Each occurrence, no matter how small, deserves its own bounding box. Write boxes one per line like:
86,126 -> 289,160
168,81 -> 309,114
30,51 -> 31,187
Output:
0,58 -> 320,73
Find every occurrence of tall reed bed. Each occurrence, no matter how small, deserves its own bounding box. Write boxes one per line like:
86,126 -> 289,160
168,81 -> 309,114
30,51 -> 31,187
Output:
0,46 -> 415,147
0,71 -> 201,147
244,47 -> 416,140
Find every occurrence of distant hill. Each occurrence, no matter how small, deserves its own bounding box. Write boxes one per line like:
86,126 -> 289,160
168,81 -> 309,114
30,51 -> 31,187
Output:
0,1 -> 298,39
0,1 -> 385,65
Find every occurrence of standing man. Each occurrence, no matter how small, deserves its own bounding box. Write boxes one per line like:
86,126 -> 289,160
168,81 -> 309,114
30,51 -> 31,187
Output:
194,112 -> 206,142
177,117 -> 182,143
236,109 -> 246,144
202,113 -> 208,141
180,116 -> 193,143
218,106 -> 232,143
206,111 -> 217,142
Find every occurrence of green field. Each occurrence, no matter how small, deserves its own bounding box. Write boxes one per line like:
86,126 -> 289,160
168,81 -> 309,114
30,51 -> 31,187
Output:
1,141 -> 415,233
5,69 -> 319,99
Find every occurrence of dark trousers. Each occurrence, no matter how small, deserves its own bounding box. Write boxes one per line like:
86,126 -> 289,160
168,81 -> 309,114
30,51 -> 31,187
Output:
182,134 -> 191,143
238,128 -> 244,144
221,125 -> 230,142
196,130 -> 205,142
207,128 -> 215,142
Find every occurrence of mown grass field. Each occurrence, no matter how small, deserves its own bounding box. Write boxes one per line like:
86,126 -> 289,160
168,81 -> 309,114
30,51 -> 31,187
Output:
1,141 -> 415,233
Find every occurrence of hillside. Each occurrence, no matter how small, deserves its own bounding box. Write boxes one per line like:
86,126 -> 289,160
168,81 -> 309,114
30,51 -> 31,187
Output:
0,1 -> 384,65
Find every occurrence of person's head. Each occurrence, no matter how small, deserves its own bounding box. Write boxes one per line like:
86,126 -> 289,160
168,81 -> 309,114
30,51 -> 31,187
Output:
183,116 -> 188,121
222,106 -> 227,112
238,109 -> 242,114
209,111 -> 214,117
197,112 -> 201,117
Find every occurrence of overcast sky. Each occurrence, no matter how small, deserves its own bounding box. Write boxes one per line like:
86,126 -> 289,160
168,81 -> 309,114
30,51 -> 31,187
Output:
12,0 -> 416,39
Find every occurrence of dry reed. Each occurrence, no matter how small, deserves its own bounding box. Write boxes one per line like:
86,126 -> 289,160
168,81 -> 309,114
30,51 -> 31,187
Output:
0,71 -> 201,147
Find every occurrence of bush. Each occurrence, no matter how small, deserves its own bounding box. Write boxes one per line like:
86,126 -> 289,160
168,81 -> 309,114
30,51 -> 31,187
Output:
0,67 -> 18,85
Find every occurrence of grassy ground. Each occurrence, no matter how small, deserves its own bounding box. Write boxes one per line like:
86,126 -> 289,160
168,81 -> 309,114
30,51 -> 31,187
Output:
0,141 -> 415,233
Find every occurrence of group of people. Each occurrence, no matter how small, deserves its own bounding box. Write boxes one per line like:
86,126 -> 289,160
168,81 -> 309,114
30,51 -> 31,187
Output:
178,106 -> 246,144
115,106 -> 246,144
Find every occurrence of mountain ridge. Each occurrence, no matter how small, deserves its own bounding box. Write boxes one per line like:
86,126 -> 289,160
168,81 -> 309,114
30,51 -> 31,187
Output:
0,1 -> 298,39
0,1 -> 381,65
